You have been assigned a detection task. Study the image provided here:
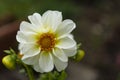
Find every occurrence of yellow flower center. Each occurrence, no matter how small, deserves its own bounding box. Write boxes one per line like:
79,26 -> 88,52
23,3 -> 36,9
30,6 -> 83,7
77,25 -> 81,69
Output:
37,33 -> 56,51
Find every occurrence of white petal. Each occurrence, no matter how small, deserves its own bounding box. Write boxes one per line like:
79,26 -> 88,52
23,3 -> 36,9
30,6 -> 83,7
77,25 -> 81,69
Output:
42,10 -> 62,31
18,43 -> 24,53
68,34 -> 74,39
22,54 -> 39,65
39,51 -> 54,72
56,37 -> 76,49
63,45 -> 77,57
54,56 -> 68,71
20,21 -> 37,33
32,54 -> 44,73
53,48 -> 68,62
21,43 -> 40,58
28,13 -> 42,26
22,51 -> 44,73
55,19 -> 76,38
33,63 -> 44,73
16,31 -> 37,43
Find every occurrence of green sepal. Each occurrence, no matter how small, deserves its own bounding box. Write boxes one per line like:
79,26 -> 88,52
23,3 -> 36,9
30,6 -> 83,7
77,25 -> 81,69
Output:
4,48 -> 16,55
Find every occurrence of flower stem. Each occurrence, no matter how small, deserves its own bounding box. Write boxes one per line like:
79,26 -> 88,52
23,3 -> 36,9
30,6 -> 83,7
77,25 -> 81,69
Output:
23,63 -> 35,80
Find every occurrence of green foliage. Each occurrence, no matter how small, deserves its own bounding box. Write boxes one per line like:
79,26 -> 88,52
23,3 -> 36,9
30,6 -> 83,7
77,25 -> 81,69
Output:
117,72 -> 120,80
4,48 -> 16,55
38,70 -> 67,80
0,0 -> 80,19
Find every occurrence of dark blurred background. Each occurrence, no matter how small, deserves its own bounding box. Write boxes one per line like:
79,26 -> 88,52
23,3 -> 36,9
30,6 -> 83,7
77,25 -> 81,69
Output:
0,0 -> 120,80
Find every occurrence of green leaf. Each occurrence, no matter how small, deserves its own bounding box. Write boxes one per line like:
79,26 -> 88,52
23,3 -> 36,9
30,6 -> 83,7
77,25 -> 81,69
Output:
10,48 -> 16,54
77,43 -> 82,50
38,70 -> 67,80
58,71 -> 67,80
4,48 -> 16,55
39,73 -> 48,80
4,50 -> 12,54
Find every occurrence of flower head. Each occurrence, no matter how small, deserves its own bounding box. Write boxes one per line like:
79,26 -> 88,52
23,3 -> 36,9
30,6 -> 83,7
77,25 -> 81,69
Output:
16,10 -> 77,73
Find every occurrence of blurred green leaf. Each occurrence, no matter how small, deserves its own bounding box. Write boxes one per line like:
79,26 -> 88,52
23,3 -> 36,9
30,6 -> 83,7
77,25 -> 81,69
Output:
0,0 -> 80,19
4,48 -> 16,55
38,70 -> 67,80
4,50 -> 12,54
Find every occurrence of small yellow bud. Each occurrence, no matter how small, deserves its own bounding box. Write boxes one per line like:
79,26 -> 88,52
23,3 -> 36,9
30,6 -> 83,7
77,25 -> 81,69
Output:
2,55 -> 16,70
75,50 -> 85,62
17,53 -> 23,59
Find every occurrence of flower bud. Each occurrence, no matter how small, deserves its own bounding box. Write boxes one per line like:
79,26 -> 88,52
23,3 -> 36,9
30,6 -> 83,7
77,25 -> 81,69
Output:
2,55 -> 16,70
75,50 -> 85,62
17,53 -> 23,59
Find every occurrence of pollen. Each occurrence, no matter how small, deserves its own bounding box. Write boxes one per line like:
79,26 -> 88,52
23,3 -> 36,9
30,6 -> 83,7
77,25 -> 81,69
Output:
37,33 -> 56,51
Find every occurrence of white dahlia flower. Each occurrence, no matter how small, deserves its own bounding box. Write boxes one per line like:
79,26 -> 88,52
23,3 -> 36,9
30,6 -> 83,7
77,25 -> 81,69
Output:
16,10 -> 77,73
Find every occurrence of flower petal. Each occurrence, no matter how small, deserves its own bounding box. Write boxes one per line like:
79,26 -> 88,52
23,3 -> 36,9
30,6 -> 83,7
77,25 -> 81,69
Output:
39,51 -> 54,72
68,34 -> 74,39
22,54 -> 44,73
22,54 -> 39,65
63,45 -> 77,57
56,37 -> 76,49
16,31 -> 37,43
33,63 -> 44,73
42,10 -> 62,31
18,43 -> 24,53
28,13 -> 42,26
21,43 -> 40,58
55,19 -> 76,38
54,56 -> 68,71
53,48 -> 68,62
20,21 -> 37,33
32,55 -> 44,73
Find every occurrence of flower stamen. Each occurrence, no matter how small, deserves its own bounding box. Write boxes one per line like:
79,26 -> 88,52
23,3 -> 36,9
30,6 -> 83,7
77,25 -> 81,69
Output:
37,33 -> 56,51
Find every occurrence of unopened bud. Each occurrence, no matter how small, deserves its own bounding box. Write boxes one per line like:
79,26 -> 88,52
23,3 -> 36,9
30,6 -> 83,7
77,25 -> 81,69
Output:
2,55 -> 16,70
75,50 -> 85,62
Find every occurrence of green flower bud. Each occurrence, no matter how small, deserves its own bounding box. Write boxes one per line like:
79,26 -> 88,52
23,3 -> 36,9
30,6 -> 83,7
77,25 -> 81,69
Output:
75,50 -> 85,62
2,55 -> 16,70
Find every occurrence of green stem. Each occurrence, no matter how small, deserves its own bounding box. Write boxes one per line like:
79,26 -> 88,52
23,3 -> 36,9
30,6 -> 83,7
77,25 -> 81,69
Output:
23,63 -> 35,80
